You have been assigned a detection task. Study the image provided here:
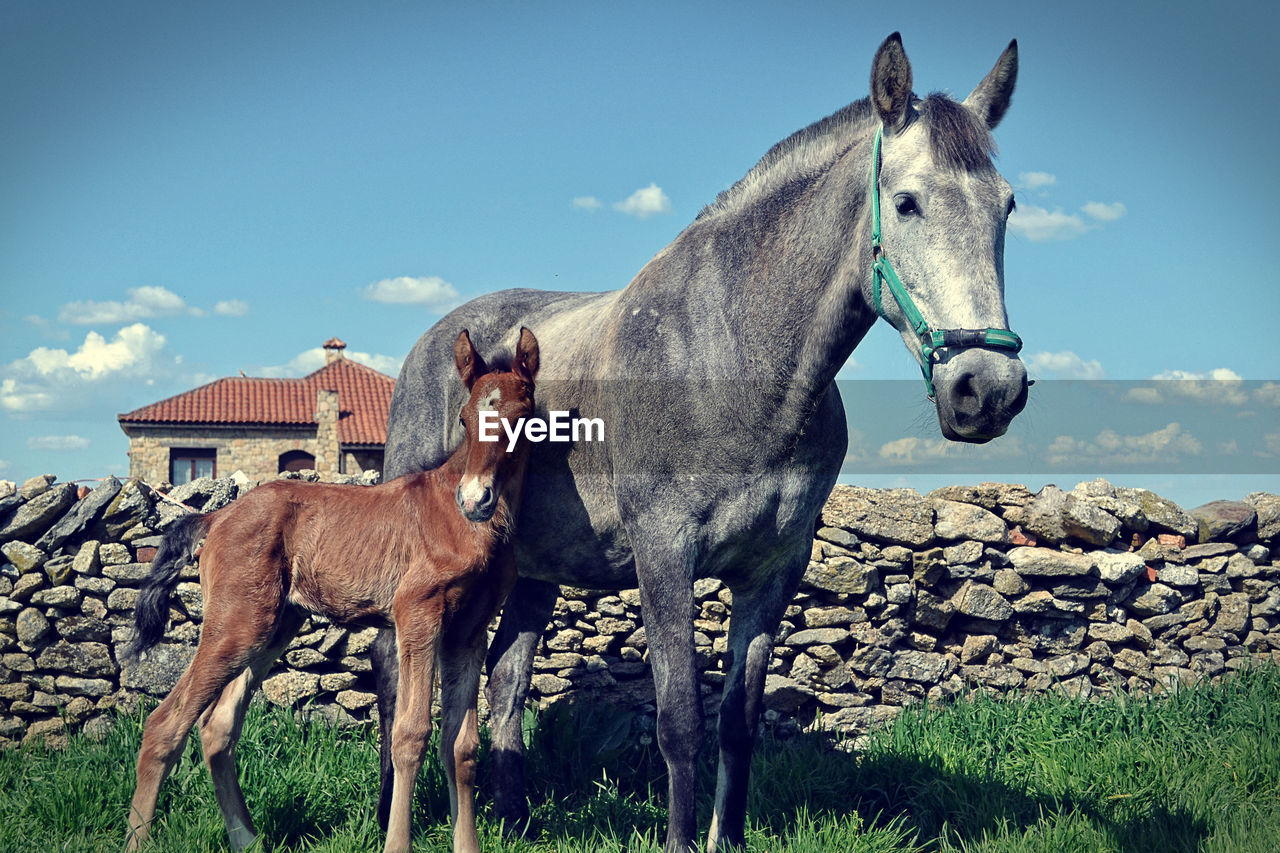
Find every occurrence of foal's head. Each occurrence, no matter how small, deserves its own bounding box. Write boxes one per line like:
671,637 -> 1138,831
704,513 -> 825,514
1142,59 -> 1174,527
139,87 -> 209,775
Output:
452,326 -> 539,523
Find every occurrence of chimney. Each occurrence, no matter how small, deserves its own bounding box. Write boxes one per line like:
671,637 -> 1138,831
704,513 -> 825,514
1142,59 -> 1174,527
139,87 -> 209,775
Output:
323,337 -> 347,365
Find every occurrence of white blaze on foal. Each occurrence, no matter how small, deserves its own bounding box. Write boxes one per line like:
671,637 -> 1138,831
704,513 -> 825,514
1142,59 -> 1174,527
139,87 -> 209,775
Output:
457,387 -> 504,510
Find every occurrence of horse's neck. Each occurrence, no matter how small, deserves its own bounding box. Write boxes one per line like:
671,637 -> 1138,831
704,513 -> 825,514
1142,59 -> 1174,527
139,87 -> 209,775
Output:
625,187 -> 876,432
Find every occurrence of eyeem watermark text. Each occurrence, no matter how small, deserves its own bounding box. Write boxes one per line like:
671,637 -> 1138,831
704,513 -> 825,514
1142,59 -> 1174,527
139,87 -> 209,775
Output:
479,411 -> 605,451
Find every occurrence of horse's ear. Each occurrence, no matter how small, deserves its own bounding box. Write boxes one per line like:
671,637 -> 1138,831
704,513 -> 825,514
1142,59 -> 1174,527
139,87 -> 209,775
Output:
963,39 -> 1018,130
870,32 -> 913,133
454,329 -> 487,390
513,327 -> 540,383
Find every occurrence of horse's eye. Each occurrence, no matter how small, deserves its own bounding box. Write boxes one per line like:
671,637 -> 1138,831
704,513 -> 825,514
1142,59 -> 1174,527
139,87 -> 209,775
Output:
1006,197 -> 1017,218
894,194 -> 919,217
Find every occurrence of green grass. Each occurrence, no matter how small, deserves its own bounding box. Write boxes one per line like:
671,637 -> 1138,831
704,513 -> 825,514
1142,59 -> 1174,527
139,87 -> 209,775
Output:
3,664 -> 1279,851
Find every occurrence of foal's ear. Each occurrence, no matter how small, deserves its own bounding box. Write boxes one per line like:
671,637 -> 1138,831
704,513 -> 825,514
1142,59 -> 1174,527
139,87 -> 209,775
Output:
454,329 -> 488,390
963,39 -> 1018,130
870,32 -> 913,133
513,327 -> 540,384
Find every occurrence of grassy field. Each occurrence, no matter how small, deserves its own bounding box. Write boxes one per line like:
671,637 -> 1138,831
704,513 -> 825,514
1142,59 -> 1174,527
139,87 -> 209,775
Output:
3,664 -> 1279,852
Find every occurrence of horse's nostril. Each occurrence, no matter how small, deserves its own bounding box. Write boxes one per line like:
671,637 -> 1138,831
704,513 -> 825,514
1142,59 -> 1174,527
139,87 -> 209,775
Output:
950,372 -> 980,416
1009,379 -> 1029,416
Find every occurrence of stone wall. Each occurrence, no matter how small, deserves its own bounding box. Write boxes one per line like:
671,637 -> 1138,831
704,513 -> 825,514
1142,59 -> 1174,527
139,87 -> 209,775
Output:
2,472 -> 1277,748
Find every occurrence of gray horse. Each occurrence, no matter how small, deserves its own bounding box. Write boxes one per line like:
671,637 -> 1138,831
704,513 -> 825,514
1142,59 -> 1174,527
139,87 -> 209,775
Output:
372,33 -> 1026,853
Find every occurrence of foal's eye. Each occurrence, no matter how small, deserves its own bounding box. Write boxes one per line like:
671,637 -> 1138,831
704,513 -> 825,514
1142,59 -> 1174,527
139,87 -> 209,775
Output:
894,194 -> 920,217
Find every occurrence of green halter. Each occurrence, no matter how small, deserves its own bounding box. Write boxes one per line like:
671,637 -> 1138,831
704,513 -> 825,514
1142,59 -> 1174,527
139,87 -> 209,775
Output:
869,127 -> 1022,398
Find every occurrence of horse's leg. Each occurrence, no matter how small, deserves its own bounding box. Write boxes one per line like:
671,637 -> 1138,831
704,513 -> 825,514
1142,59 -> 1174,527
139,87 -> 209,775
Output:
197,606 -> 306,851
635,544 -> 704,853
126,629 -> 269,850
706,548 -> 808,853
484,576 -> 557,834
438,618 -> 490,853
370,626 -> 399,830
384,599 -> 442,853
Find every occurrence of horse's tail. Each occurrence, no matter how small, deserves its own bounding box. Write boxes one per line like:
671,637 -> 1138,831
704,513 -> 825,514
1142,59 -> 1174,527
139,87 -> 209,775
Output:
127,513 -> 210,662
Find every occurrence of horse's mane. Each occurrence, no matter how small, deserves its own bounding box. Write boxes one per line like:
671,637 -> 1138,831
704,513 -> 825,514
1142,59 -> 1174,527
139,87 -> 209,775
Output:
696,92 -> 995,221
917,93 -> 997,171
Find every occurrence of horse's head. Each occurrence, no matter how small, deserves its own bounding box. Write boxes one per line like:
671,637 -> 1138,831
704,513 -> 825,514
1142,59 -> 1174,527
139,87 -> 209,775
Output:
453,327 -> 539,522
865,33 -> 1027,443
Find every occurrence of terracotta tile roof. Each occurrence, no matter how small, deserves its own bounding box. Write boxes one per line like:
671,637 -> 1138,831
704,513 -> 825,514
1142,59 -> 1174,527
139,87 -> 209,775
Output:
118,357 -> 395,446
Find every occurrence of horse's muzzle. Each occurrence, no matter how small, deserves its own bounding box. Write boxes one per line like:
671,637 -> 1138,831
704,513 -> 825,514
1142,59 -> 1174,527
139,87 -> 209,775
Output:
932,349 -> 1028,443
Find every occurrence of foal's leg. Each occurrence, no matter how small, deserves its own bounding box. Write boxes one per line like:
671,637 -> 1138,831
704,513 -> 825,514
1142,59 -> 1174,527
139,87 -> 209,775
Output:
197,606 -> 305,851
706,549 -> 808,853
439,621 -> 490,853
384,596 -> 443,853
126,630 -> 268,850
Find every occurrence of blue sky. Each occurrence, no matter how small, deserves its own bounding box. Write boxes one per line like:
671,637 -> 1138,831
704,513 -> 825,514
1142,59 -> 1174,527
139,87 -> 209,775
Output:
3,0 -> 1278,509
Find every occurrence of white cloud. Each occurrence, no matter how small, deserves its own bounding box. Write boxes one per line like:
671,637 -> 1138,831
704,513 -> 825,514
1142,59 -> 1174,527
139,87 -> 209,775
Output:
27,435 -> 90,451
1007,204 -> 1089,241
349,351 -> 402,376
214,299 -> 249,317
1262,433 -> 1280,458
0,379 -> 55,412
1254,382 -> 1280,407
1048,422 -> 1202,467
256,348 -> 402,379
878,436 -> 953,465
1026,350 -> 1105,380
1082,201 -> 1127,222
16,324 -> 168,382
572,196 -> 603,211
58,286 -> 192,325
1017,171 -> 1057,191
1124,387 -> 1163,404
1007,174 -> 1127,240
363,275 -> 460,311
1153,368 -> 1243,382
1,323 -> 176,414
1130,369 -> 1250,406
614,183 -> 672,218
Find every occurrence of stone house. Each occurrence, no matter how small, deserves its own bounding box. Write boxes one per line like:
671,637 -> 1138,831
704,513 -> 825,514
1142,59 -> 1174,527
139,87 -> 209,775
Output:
117,338 -> 394,484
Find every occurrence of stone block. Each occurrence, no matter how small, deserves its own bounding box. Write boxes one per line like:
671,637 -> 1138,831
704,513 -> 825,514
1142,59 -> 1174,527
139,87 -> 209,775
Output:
822,486 -> 934,547
952,582 -> 1013,621
1007,547 -> 1094,577
933,500 -> 1007,544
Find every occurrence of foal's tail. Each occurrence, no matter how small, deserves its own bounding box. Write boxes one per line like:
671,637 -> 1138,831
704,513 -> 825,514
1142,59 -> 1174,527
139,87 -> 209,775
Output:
126,513 -> 210,662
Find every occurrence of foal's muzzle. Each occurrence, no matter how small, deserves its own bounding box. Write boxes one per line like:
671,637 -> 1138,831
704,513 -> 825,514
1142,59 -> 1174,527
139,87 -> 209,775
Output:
456,483 -> 497,522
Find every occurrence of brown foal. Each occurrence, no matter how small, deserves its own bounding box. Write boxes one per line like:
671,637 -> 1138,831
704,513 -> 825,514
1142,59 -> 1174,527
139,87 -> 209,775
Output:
124,328 -> 539,853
